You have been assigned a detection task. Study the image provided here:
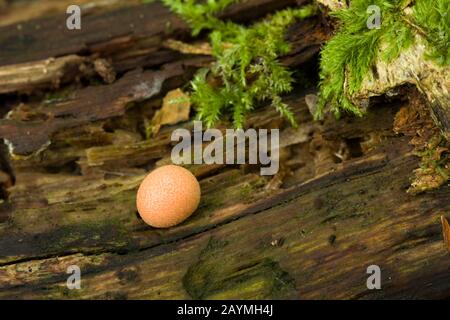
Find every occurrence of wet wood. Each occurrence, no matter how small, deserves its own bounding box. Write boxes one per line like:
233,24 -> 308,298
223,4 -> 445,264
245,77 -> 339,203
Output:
0,18 -> 326,156
0,0 -> 322,95
0,0 -> 306,68
0,1 -> 448,300
0,91 -> 449,299
0,57 -> 209,156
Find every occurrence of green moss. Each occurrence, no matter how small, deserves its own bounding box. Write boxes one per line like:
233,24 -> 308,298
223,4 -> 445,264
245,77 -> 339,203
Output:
31,220 -> 135,254
409,134 -> 450,194
183,238 -> 296,299
162,0 -> 237,36
317,0 -> 449,119
413,0 -> 450,66
44,85 -> 77,105
197,176 -> 267,213
163,0 -> 317,128
317,0 -> 413,118
161,1 -> 448,126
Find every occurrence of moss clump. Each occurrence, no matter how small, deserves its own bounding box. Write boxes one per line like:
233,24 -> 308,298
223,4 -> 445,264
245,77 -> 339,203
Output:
317,0 -> 413,118
317,0 -> 449,119
409,134 -> 449,194
413,0 -> 450,66
162,0 -> 317,128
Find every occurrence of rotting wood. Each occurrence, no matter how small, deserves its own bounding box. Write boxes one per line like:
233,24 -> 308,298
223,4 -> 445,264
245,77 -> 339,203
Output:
0,18 -> 325,156
0,0 -> 324,95
0,55 -> 91,94
0,96 -> 311,265
0,57 -> 209,156
1,131 -> 449,299
0,89 -> 449,299
0,0 -> 448,301
0,0 -> 307,68
0,0 -> 143,27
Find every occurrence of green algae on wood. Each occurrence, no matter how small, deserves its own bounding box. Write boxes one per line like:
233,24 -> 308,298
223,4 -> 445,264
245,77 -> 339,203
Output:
183,238 -> 296,299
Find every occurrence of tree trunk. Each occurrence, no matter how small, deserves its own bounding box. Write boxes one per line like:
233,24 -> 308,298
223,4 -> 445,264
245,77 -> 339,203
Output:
0,0 -> 448,300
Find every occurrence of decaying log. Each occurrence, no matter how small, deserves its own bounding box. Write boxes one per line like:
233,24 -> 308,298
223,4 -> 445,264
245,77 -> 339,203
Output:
0,0 -> 143,27
0,90 -> 449,299
0,0 -> 448,300
0,0 -> 326,158
0,20 -> 326,156
0,57 -> 209,156
0,0 -> 321,95
0,95 -> 311,264
0,0 -> 306,67
0,55 -> 91,95
318,0 -> 450,141
0,2 -> 186,67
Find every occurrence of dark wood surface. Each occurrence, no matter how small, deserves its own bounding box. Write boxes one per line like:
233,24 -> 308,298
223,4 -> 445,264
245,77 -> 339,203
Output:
0,0 -> 448,300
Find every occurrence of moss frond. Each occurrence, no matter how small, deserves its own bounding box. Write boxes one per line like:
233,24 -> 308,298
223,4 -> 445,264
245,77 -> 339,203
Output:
163,0 -> 317,128
317,0 -> 415,119
317,0 -> 448,120
413,0 -> 450,66
161,0 -> 236,35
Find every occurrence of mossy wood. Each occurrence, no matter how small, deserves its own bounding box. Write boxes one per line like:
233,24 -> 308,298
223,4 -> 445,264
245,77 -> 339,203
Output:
0,0 -> 449,299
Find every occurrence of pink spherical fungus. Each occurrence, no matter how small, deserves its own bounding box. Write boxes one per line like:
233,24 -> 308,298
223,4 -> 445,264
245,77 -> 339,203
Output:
136,165 -> 201,228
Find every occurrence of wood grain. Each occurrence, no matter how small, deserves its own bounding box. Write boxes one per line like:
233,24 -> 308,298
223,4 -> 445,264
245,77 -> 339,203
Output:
0,0 -> 448,300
